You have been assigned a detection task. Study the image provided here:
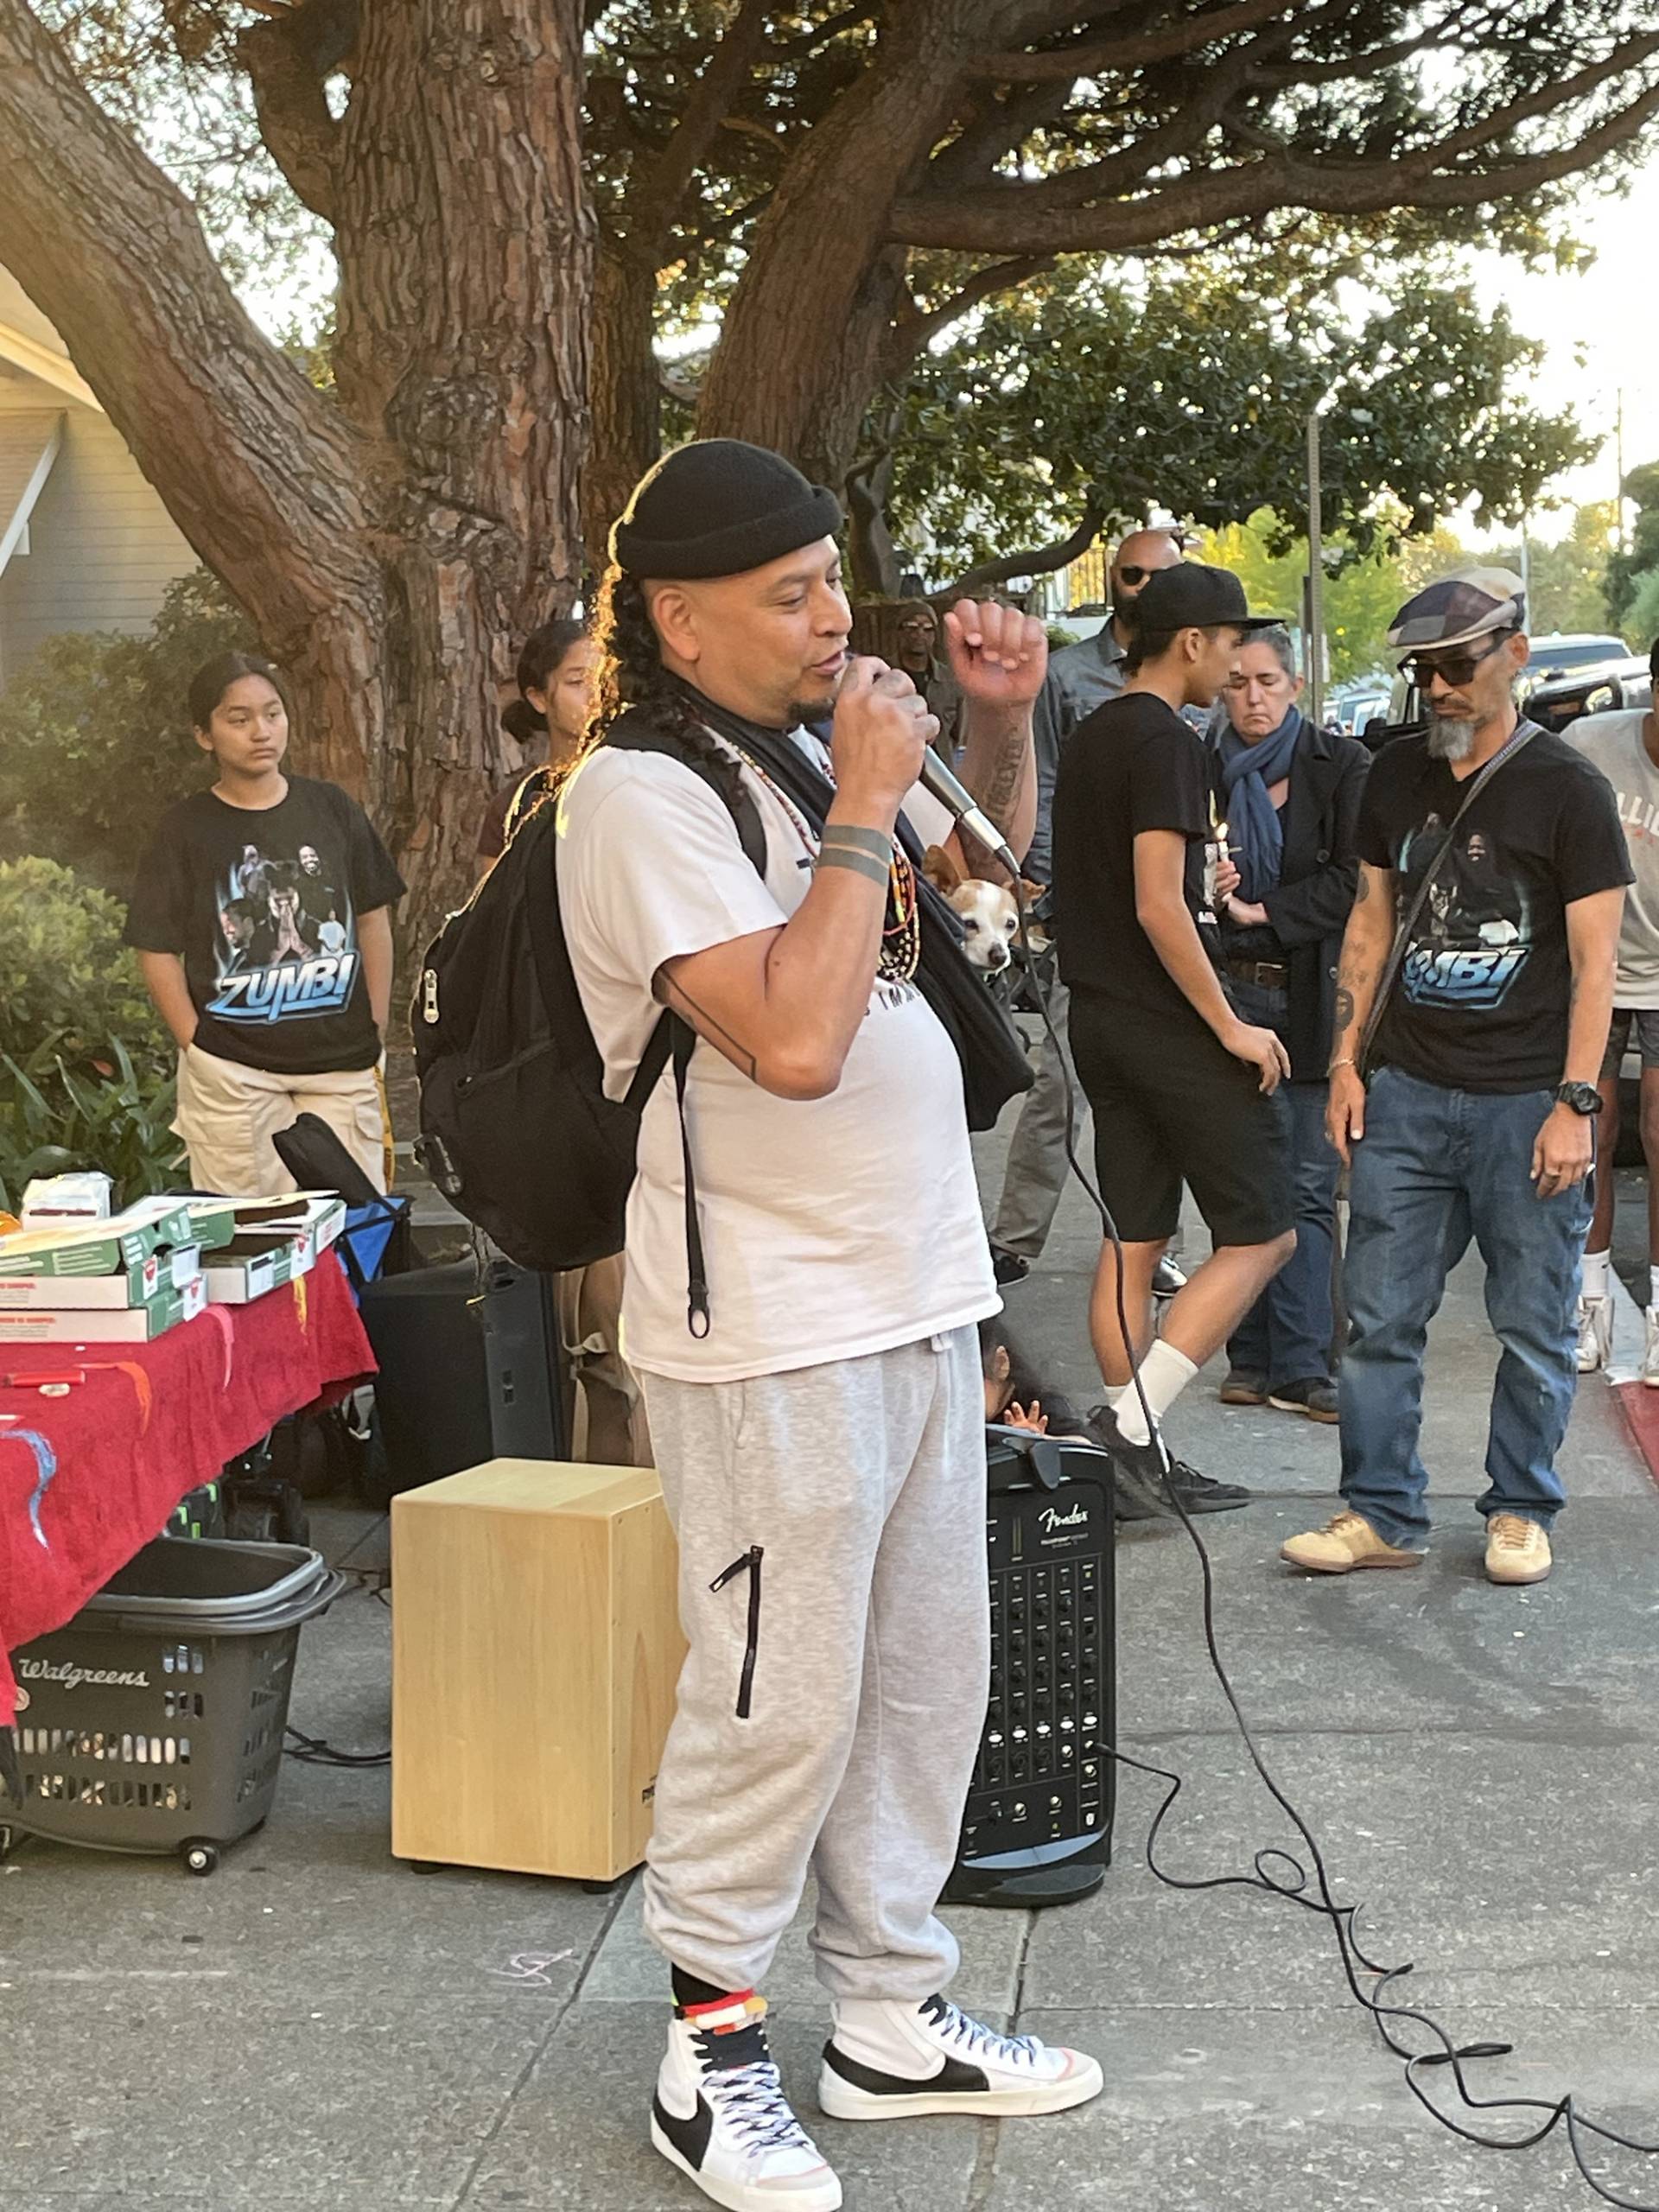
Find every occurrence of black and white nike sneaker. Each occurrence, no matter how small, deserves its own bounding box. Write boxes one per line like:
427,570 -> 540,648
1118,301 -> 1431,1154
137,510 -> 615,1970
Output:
818,1993 -> 1103,2120
651,1993 -> 842,2211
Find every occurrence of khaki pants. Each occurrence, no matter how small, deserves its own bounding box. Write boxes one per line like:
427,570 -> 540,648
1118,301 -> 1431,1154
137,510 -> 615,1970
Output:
554,1253 -> 651,1467
175,1042 -> 390,1198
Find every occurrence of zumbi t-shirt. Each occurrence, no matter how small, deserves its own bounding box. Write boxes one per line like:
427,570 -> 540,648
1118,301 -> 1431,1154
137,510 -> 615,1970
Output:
125,776 -> 405,1074
1357,727 -> 1630,1093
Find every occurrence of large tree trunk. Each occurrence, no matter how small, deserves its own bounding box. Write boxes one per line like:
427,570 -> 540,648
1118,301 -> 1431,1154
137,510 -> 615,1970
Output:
0,0 -> 592,948
695,11 -> 969,483
584,242 -> 660,573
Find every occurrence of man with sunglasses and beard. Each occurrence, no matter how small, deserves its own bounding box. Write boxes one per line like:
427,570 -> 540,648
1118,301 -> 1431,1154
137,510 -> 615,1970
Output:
990,526 -> 1187,1302
1283,569 -> 1630,1589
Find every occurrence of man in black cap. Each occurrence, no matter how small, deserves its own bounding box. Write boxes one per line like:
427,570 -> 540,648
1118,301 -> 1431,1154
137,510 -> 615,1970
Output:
1284,567 -> 1629,1589
557,439 -> 1101,2212
1052,563 -> 1297,1499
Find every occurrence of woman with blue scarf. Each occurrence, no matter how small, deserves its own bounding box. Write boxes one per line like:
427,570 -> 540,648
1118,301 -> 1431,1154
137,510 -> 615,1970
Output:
1213,629 -> 1370,1422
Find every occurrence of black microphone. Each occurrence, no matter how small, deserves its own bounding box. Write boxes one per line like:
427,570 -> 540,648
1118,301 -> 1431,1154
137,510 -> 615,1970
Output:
916,747 -> 1020,876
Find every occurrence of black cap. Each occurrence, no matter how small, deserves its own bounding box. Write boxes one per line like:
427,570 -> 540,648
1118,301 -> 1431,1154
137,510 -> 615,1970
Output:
609,439 -> 842,581
1131,563 -> 1279,634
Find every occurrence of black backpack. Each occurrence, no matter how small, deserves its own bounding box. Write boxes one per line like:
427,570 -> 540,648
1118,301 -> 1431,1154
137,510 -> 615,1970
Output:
411,728 -> 764,1290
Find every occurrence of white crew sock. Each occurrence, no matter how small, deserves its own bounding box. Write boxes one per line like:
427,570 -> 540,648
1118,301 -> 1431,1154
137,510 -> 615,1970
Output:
1111,1340 -> 1198,1446
1581,1248 -> 1611,1301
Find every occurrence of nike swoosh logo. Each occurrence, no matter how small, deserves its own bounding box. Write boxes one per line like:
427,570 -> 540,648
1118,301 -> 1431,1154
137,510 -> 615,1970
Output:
652,2088 -> 713,2169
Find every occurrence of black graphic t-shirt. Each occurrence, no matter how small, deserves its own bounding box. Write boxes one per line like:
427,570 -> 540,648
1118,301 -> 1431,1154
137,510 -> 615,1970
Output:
1053,690 -> 1220,1019
125,775 -> 406,1075
1357,728 -> 1630,1094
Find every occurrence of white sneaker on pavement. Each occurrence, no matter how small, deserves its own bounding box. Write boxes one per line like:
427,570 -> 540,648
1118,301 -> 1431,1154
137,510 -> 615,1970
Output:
818,1993 -> 1103,2120
1644,1307 -> 1659,1388
652,1996 -> 842,2212
1576,1294 -> 1612,1374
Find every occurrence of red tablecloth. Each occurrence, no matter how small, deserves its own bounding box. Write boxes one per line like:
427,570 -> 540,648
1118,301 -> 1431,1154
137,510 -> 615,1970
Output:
0,1253 -> 373,1726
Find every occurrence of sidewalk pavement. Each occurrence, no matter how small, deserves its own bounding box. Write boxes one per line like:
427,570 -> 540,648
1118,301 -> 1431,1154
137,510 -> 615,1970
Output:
5,1124 -> 1659,2212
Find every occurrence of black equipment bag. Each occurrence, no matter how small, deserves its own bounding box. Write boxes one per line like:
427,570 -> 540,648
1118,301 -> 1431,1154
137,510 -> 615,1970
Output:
411,728 -> 765,1275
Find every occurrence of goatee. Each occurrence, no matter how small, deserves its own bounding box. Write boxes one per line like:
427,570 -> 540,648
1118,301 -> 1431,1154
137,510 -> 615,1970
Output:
1426,712 -> 1478,763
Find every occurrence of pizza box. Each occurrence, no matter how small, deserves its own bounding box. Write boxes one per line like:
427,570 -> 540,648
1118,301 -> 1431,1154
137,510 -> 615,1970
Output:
0,1243 -> 201,1309
0,1197 -> 198,1281
181,1197 -> 240,1253
204,1240 -> 299,1305
0,1271 -> 207,1342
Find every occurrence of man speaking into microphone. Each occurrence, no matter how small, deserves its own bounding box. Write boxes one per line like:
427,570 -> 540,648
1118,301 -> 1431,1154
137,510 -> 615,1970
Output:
557,440 -> 1102,2212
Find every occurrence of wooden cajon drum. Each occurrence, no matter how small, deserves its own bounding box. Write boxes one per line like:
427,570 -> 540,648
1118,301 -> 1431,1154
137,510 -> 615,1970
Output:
391,1459 -> 684,1881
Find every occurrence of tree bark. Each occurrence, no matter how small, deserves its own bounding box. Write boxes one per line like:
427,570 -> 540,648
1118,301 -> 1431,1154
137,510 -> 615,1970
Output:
0,0 -> 592,948
584,243 -> 660,574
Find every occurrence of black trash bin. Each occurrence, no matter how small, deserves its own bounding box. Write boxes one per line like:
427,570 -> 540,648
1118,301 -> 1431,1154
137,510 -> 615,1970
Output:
3,1538 -> 343,1874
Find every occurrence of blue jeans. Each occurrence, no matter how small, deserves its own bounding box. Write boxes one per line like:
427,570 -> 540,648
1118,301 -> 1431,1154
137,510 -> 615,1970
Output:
1225,980 -> 1341,1391
1338,1065 -> 1592,1548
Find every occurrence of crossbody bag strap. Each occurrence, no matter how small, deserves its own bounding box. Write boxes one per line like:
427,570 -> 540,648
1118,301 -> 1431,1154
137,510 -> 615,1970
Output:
1357,721 -> 1541,1077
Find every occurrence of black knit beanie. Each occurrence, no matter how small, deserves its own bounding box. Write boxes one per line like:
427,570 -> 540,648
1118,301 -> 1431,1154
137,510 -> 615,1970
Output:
609,439 -> 842,580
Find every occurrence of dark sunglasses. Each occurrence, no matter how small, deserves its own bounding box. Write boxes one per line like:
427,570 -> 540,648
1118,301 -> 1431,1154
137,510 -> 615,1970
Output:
1116,564 -> 1163,586
1402,630 -> 1516,690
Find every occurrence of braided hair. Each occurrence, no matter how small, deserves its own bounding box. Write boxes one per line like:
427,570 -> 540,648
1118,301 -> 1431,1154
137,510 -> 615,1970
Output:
568,566 -> 751,820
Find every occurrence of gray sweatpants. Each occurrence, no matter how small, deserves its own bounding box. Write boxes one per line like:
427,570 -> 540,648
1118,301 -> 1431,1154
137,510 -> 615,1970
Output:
639,1326 -> 989,2003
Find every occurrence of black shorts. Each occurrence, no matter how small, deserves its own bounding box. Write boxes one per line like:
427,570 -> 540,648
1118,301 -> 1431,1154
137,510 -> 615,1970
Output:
1068,987 -> 1294,1248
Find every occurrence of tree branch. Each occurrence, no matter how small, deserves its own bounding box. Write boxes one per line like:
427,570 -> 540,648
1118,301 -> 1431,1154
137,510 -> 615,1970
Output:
938,486 -> 1110,599
624,0 -> 773,260
972,0 -> 1306,81
237,7 -> 343,220
888,253 -> 1056,372
0,0 -> 374,632
894,41 -> 1659,251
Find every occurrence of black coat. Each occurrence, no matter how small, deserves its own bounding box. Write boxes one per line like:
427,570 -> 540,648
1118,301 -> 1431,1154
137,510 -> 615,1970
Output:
1222,721 -> 1370,1082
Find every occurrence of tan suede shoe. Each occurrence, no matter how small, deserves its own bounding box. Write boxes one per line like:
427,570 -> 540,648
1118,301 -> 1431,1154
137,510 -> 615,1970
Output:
1484,1514 -> 1553,1586
1281,1510 -> 1424,1574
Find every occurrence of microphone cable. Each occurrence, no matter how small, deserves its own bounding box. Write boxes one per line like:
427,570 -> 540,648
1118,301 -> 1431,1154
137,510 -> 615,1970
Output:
1006,883 -> 1659,2211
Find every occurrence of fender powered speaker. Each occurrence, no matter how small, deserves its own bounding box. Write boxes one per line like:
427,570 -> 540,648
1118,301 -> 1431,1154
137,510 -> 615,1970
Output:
944,1427 -> 1116,1910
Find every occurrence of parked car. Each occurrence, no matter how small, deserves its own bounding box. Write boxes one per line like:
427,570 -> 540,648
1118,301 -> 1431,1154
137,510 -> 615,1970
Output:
1526,656 -> 1653,734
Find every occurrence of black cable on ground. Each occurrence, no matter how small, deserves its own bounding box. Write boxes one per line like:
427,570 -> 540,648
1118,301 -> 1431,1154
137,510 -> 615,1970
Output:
1010,887 -> 1659,2211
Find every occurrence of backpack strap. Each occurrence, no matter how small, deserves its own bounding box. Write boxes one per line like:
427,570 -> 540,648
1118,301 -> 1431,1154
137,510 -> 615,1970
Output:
605,715 -> 768,874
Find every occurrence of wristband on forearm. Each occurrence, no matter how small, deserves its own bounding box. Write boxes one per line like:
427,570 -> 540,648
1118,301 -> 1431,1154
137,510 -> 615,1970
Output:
815,845 -> 890,887
819,823 -> 893,861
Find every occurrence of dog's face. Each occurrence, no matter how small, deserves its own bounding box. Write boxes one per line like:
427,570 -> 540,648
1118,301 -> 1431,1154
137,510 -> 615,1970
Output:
920,842 -> 1026,972
948,878 -> 1020,971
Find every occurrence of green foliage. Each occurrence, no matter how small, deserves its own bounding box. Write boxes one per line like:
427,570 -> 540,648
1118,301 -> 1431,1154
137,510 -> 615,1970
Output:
0,857 -> 180,1211
1624,569 -> 1659,654
0,568 -> 253,896
1607,462 -> 1659,631
1198,514 -> 1414,687
1489,504 -> 1620,640
887,264 -> 1591,587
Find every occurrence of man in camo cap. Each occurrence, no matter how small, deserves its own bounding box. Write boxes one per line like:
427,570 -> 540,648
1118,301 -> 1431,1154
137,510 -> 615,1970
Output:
1281,567 -> 1630,1588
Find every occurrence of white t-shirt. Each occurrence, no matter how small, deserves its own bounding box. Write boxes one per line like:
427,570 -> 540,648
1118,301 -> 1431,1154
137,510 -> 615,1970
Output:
556,729 -> 998,1382
1568,709 -> 1659,1007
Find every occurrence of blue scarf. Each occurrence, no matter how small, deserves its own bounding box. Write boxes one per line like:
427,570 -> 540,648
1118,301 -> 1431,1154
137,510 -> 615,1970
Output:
1217,709 -> 1307,904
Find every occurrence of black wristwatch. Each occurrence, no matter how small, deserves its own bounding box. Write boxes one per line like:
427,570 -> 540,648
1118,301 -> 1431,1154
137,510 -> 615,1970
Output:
1554,1082 -> 1602,1116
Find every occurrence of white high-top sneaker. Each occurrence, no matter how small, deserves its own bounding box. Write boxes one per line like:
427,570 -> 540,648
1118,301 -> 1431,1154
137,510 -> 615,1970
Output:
818,1993 -> 1103,2120
651,1995 -> 842,2212
1576,1294 -> 1613,1374
1644,1307 -> 1659,1388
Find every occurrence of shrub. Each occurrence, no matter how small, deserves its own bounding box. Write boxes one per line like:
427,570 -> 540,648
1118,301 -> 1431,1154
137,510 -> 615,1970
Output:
0,568 -> 252,897
0,857 -> 180,1210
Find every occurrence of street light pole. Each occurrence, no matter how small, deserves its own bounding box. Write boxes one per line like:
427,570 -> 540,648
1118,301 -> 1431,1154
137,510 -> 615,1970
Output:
1306,405 -> 1325,729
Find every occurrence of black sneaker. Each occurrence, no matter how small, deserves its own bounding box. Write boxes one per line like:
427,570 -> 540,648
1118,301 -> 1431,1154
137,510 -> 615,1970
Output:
1084,1404 -> 1175,1520
1087,1406 -> 1250,1514
1153,1255 -> 1188,1299
991,1246 -> 1031,1287
1219,1367 -> 1268,1406
1268,1376 -> 1340,1424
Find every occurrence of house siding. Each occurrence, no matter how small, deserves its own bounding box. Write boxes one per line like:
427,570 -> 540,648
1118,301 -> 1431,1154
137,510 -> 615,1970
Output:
0,368 -> 197,683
